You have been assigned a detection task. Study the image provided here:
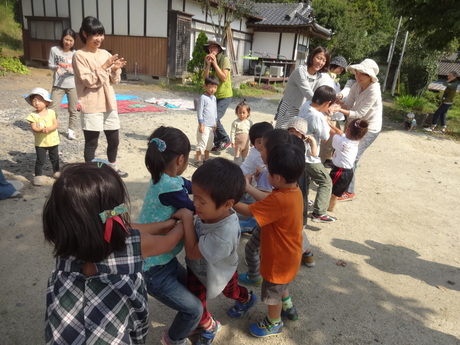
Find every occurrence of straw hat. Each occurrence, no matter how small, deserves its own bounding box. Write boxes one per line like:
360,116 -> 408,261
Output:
25,87 -> 52,106
203,39 -> 226,54
347,59 -> 379,83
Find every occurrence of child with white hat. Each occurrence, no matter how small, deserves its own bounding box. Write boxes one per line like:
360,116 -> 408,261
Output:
25,87 -> 60,186
402,112 -> 416,132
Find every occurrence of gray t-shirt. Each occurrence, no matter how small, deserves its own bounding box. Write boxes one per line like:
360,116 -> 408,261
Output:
197,94 -> 217,127
48,46 -> 75,89
186,210 -> 240,299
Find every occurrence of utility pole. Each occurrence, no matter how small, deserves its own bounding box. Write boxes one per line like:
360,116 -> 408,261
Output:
383,16 -> 402,92
391,30 -> 409,96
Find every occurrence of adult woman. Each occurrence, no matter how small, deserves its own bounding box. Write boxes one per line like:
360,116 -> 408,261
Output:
336,59 -> 382,200
275,46 -> 330,129
48,28 -> 78,140
202,39 -> 232,151
72,16 -> 128,177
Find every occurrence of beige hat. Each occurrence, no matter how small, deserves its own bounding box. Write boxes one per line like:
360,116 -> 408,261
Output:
203,39 -> 226,54
25,87 -> 52,106
347,59 -> 379,83
287,117 -> 308,137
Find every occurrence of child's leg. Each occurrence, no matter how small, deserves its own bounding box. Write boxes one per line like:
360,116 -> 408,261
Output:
48,145 -> 60,173
83,130 -> 100,162
243,226 -> 262,281
204,150 -> 210,161
186,267 -> 212,328
34,146 -> 46,176
328,194 -> 337,212
225,271 -> 258,318
196,151 -> 202,162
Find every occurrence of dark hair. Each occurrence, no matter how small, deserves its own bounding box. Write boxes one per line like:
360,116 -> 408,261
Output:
347,119 -> 369,140
263,129 -> 291,154
235,99 -> 251,116
449,71 -> 458,77
312,85 -> 336,104
267,143 -> 305,183
249,121 -> 273,145
306,46 -> 330,73
192,158 -> 245,208
205,75 -> 219,86
146,126 -> 191,184
59,28 -> 77,50
79,16 -> 105,44
43,163 -> 130,262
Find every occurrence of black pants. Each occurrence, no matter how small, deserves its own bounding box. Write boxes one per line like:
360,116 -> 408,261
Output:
35,145 -> 59,176
83,130 -> 119,163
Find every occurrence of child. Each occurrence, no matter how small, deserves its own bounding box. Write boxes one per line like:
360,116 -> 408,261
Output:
299,85 -> 337,223
173,158 -> 257,345
328,119 -> 368,212
43,162 -> 184,345
240,121 -> 273,176
25,87 -> 60,187
234,142 -> 305,337
48,28 -> 78,140
194,75 -> 219,167
402,113 -> 416,132
138,126 -> 202,345
230,100 -> 253,164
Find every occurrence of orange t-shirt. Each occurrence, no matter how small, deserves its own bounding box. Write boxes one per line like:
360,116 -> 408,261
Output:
248,187 -> 303,284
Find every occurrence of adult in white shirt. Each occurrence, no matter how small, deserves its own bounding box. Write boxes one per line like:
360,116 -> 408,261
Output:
336,59 -> 382,200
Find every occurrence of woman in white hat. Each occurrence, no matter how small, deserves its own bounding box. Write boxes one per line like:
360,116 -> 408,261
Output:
202,39 -> 233,151
336,58 -> 382,201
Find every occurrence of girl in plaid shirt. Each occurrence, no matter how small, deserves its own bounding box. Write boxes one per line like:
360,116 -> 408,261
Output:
43,163 -> 184,345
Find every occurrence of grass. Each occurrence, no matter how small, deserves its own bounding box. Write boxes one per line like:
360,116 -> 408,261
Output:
0,4 -> 23,57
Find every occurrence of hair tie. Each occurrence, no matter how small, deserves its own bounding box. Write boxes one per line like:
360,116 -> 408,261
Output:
354,120 -> 361,128
99,203 -> 129,243
92,158 -> 110,168
149,138 -> 166,152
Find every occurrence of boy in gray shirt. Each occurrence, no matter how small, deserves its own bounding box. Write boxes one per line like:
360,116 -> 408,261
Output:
173,158 -> 257,345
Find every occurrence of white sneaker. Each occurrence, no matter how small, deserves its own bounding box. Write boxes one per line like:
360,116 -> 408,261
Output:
68,129 -> 76,140
33,175 -> 43,186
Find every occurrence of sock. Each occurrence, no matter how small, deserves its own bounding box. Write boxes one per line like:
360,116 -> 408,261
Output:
303,251 -> 313,257
203,318 -> 216,331
282,296 -> 293,311
267,315 -> 281,325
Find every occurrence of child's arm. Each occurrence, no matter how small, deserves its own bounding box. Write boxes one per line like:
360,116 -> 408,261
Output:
43,114 -> 59,133
131,218 -> 177,235
173,208 -> 202,260
233,202 -> 253,217
139,222 -> 184,259
306,135 -> 318,157
245,179 -> 270,201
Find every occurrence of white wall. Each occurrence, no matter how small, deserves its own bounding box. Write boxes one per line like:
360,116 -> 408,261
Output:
113,0 -> 128,35
97,0 -> 112,35
129,0 -> 144,36
69,1 -> 83,33
21,0 -> 32,29
279,33 -> 296,60
146,0 -> 167,36
252,32 -> 280,57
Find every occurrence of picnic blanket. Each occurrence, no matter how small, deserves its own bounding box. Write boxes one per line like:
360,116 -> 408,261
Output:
60,94 -> 139,104
60,100 -> 165,114
145,98 -> 195,111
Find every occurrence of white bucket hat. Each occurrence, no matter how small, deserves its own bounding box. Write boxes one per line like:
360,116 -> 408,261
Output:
287,117 -> 308,137
25,87 -> 52,106
347,59 -> 379,83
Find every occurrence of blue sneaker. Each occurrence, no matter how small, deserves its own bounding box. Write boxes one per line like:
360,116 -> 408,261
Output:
227,291 -> 257,318
281,306 -> 298,321
249,317 -> 283,337
196,319 -> 220,345
238,272 -> 263,287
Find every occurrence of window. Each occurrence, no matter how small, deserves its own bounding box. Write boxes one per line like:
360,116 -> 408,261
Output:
26,17 -> 70,40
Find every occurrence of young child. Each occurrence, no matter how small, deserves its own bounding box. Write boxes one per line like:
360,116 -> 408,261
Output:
234,142 -> 305,337
138,126 -> 202,345
25,87 -> 60,187
194,75 -> 219,167
402,112 -> 416,132
299,85 -> 337,223
173,158 -> 257,345
43,162 -> 184,345
328,119 -> 368,212
230,100 -> 253,164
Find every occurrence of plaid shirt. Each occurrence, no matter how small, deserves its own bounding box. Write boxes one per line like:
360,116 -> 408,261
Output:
45,229 -> 149,344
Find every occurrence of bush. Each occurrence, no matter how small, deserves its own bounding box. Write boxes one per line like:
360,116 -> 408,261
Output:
394,94 -> 425,112
0,48 -> 29,75
187,31 -> 208,86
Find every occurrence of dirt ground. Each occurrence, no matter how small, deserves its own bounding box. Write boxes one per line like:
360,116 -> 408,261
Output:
0,68 -> 459,345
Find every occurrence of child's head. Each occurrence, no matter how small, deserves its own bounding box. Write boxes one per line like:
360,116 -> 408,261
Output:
192,158 -> 245,222
204,75 -> 219,96
146,126 -> 191,183
235,99 -> 251,121
260,129 -> 291,163
25,87 -> 52,111
347,119 -> 369,141
406,113 -> 415,120
43,163 -> 131,262
79,16 -> 105,44
59,28 -> 77,50
287,117 -> 308,139
329,56 -> 348,75
267,143 -> 305,185
312,85 -> 336,106
249,121 -> 273,149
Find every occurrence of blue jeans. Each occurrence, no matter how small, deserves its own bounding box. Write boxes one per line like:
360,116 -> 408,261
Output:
431,103 -> 451,128
144,258 -> 202,343
213,97 -> 231,147
347,131 -> 380,194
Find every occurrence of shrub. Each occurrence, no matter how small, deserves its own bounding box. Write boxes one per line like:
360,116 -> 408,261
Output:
187,31 -> 208,86
394,94 -> 425,112
0,48 -> 29,76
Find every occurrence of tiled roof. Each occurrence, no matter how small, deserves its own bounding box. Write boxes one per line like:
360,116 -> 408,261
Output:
438,60 -> 460,77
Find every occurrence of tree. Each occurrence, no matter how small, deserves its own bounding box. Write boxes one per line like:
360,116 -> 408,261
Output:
389,0 -> 460,52
200,0 -> 255,40
187,31 -> 209,85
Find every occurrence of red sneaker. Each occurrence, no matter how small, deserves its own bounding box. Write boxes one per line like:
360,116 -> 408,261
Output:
338,192 -> 355,201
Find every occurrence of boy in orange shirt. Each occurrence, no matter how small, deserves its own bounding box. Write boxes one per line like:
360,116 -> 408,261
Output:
234,142 -> 305,337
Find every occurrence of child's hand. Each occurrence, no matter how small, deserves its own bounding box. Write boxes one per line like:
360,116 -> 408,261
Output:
213,125 -> 217,132
231,142 -> 235,148
199,123 -> 205,133
172,208 -> 194,222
